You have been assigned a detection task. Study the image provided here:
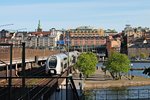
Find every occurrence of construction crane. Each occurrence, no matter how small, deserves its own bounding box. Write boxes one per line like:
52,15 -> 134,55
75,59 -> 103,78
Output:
0,24 -> 13,28
10,28 -> 27,39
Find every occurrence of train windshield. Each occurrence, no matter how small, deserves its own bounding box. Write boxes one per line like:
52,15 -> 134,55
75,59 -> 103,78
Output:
49,57 -> 57,68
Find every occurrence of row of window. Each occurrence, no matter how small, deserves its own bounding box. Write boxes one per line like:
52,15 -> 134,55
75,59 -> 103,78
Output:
70,30 -> 98,33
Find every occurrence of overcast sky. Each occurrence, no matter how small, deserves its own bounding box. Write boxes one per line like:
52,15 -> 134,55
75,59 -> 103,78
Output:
0,0 -> 150,32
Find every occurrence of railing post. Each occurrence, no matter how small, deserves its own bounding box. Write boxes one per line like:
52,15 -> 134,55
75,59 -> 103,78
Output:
9,44 -> 13,100
105,90 -> 107,100
22,42 -> 26,87
6,65 -> 8,80
66,77 -> 68,100
138,89 -> 139,99
148,89 -> 150,98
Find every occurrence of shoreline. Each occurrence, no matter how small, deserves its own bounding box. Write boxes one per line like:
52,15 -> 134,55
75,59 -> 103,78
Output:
83,69 -> 150,90
99,60 -> 150,63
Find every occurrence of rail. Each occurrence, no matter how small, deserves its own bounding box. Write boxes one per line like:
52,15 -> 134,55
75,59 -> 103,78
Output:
0,67 -> 81,100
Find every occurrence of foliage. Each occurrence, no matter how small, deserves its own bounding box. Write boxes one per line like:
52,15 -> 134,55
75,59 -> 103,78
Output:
104,52 -> 131,80
75,52 -> 98,77
130,54 -> 136,59
140,52 -> 147,59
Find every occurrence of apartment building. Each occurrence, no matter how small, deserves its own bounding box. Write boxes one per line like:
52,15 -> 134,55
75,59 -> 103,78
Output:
106,35 -> 121,56
67,26 -> 106,52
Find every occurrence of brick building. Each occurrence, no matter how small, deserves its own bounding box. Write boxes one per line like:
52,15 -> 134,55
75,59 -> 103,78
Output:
67,26 -> 106,52
106,35 -> 121,56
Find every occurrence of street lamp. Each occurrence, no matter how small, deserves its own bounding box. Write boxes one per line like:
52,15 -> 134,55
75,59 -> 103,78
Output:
130,63 -> 133,79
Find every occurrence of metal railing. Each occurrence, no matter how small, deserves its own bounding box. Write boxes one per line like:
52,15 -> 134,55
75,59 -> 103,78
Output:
83,89 -> 150,100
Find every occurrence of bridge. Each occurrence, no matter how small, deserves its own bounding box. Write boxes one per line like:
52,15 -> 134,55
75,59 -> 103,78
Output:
0,43 -> 81,100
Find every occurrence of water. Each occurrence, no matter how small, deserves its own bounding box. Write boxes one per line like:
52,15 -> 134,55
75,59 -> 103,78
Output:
84,62 -> 150,100
85,86 -> 150,100
131,62 -> 150,78
97,62 -> 150,78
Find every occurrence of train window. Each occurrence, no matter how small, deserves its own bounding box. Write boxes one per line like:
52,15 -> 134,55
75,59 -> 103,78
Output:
64,57 -> 67,60
64,63 -> 67,68
61,62 -> 63,68
49,58 -> 57,68
72,56 -> 76,63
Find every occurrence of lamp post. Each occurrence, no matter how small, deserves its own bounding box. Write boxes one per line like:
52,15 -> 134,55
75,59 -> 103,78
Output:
130,63 -> 133,79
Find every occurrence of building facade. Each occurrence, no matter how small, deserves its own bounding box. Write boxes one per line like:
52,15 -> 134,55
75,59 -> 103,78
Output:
67,26 -> 106,52
25,21 -> 63,49
106,35 -> 121,56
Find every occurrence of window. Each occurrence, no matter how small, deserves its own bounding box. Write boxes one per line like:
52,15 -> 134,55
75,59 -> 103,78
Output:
64,63 -> 67,68
72,56 -> 76,63
49,57 -> 57,68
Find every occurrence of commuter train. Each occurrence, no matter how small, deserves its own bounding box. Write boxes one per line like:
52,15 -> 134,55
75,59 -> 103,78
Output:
45,51 -> 80,75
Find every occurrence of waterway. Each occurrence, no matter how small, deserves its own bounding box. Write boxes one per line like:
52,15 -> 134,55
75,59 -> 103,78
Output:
84,62 -> 150,100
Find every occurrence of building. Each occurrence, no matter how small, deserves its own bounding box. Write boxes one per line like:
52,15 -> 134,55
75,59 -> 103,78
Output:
124,25 -> 145,47
67,26 -> 106,52
25,21 -> 63,49
106,35 -> 121,56
0,29 -> 9,38
124,25 -> 150,57
128,43 -> 150,59
128,31 -> 150,58
104,29 -> 118,36
25,36 -> 55,49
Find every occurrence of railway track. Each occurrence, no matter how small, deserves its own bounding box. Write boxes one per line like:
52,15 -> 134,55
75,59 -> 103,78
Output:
0,65 -> 72,100
18,68 -> 70,100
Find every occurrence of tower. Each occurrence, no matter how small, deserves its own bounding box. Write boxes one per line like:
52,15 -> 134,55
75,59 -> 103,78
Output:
37,20 -> 42,32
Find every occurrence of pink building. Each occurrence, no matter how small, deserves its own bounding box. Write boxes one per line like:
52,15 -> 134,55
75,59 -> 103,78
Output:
67,26 -> 106,52
106,35 -> 121,56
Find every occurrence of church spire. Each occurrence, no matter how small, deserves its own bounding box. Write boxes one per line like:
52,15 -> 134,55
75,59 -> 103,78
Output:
37,20 -> 42,32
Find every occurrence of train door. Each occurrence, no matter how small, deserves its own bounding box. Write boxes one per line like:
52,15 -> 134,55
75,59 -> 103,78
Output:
72,55 -> 76,64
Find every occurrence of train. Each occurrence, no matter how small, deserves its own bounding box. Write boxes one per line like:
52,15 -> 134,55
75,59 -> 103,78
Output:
45,51 -> 80,75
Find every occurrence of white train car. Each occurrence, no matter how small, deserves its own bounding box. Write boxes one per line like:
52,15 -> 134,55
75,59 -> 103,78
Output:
45,51 -> 79,75
68,51 -> 80,66
45,53 -> 68,75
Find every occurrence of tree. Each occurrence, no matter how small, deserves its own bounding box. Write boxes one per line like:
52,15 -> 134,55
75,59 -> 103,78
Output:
130,54 -> 136,59
104,52 -> 131,80
75,52 -> 98,78
140,52 -> 147,59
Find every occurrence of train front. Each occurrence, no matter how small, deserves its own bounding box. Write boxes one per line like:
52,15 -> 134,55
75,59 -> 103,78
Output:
46,56 -> 57,75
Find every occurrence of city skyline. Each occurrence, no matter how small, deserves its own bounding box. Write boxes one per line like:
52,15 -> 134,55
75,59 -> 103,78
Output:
0,0 -> 150,32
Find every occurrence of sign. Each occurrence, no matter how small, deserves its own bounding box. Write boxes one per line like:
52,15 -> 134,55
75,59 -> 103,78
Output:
57,40 -> 65,45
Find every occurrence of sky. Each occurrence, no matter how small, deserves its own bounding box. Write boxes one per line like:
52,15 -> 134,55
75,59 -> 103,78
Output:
0,0 -> 150,32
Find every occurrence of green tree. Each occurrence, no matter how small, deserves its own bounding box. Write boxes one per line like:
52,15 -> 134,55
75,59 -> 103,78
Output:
75,52 -> 98,78
130,54 -> 136,59
104,52 -> 131,80
140,52 -> 147,59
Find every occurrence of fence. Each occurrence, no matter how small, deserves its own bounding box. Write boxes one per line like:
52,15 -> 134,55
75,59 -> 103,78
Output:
84,88 -> 150,100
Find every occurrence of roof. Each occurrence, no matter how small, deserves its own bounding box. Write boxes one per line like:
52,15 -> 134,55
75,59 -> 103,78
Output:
129,43 -> 150,48
29,31 -> 51,36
